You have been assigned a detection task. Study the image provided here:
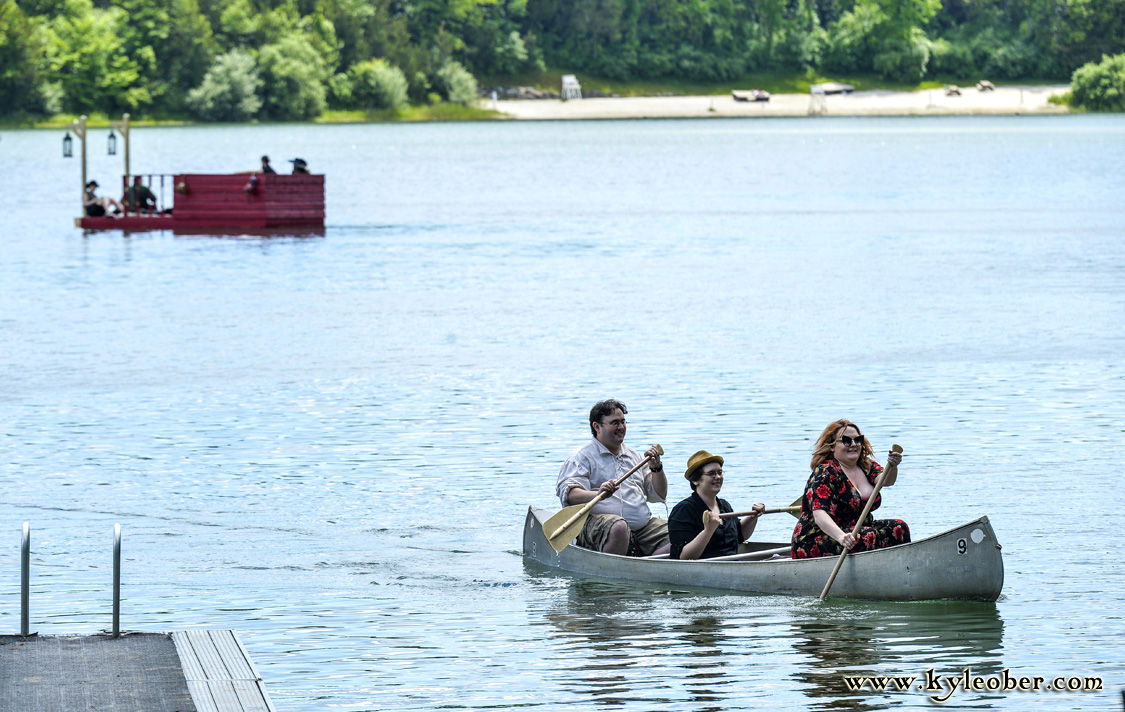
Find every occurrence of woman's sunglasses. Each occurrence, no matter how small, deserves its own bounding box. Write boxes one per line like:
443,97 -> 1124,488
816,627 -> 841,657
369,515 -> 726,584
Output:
837,435 -> 864,447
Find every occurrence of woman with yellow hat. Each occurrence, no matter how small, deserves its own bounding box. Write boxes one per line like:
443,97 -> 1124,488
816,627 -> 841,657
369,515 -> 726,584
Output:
668,450 -> 766,559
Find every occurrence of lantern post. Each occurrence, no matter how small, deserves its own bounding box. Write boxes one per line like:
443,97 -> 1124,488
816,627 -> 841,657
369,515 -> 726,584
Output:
70,115 -> 89,215
110,113 -> 132,180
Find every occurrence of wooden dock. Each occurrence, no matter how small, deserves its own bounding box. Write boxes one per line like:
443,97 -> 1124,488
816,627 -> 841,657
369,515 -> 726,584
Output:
0,630 -> 277,712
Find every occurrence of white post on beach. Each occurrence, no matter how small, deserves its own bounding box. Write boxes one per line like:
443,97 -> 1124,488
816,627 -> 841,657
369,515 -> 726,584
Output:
808,85 -> 827,116
561,75 -> 582,101
492,90 -> 498,111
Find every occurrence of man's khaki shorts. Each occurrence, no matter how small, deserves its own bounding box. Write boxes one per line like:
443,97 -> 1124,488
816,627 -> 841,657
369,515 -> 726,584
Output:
577,514 -> 669,556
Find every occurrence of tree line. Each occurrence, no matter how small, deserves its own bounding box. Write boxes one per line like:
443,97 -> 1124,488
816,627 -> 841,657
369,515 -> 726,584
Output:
2,0 -> 1123,120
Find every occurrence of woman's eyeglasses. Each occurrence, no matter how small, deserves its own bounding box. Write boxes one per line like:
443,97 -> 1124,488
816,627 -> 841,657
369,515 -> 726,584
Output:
837,435 -> 864,447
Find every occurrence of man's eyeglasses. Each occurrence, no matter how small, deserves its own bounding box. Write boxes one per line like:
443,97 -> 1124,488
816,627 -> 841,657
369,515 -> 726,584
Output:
601,419 -> 627,429
837,435 -> 864,447
701,469 -> 723,479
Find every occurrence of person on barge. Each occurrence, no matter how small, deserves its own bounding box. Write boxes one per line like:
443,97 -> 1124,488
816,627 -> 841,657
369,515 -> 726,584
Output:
123,176 -> 157,214
668,450 -> 765,559
83,180 -> 123,217
556,399 -> 670,556
791,419 -> 910,559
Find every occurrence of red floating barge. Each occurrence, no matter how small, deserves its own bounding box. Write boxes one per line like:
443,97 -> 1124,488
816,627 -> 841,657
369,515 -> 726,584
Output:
79,173 -> 325,233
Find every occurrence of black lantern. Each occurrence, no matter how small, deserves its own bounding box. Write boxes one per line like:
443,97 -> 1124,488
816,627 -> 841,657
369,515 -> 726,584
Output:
107,129 -> 117,156
63,131 -> 73,158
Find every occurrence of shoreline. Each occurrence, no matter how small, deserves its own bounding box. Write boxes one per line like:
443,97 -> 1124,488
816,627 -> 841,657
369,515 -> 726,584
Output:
489,85 -> 1070,120
0,85 -> 1071,130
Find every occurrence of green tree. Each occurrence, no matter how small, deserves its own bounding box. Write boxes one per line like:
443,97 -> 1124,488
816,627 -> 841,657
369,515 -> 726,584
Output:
0,0 -> 53,117
112,0 -> 215,114
824,1 -> 880,72
186,48 -> 262,120
756,0 -> 788,62
1070,52 -> 1125,110
257,31 -> 329,119
1047,0 -> 1125,73
826,0 -> 939,79
347,58 -> 408,110
435,59 -> 478,104
47,0 -> 150,113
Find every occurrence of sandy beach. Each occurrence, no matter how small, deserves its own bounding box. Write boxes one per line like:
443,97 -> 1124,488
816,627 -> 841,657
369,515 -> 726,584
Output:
490,85 -> 1069,120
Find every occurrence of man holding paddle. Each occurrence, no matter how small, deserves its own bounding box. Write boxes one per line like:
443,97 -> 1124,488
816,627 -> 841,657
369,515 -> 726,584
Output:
555,399 -> 671,556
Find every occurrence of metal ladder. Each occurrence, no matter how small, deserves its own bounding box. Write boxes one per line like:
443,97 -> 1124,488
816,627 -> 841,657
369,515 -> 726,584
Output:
18,523 -> 123,637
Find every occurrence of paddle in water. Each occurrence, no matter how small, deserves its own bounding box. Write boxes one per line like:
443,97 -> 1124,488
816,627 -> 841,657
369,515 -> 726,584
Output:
818,443 -> 904,601
543,444 -> 664,552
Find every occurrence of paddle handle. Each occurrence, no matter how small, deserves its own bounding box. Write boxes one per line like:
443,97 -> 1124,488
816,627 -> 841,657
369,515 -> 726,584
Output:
547,448 -> 661,542
718,506 -> 799,519
818,444 -> 902,601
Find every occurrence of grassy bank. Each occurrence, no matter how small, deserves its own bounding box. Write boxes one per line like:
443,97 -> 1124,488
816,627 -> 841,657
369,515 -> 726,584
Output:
317,104 -> 503,123
0,114 -> 190,129
0,103 -> 502,130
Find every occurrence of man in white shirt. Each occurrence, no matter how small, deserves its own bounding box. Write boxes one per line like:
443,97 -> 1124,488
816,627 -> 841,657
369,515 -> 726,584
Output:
556,399 -> 670,556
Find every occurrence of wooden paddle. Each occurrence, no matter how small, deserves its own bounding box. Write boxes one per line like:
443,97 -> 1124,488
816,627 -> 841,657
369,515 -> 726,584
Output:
788,496 -> 802,518
702,506 -> 800,525
544,444 -> 664,552
718,506 -> 800,518
818,444 -> 904,601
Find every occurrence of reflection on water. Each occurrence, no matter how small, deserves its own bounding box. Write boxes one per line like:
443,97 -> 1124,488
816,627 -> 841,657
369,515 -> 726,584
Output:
790,602 -> 1004,710
527,570 -> 1007,711
671,614 -> 728,712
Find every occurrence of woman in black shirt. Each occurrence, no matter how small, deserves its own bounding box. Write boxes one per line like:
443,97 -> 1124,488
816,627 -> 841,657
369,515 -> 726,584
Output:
668,450 -> 765,559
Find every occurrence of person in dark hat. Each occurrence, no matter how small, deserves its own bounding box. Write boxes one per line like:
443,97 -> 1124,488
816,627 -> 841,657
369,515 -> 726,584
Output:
83,180 -> 123,217
667,450 -> 765,559
289,158 -> 309,174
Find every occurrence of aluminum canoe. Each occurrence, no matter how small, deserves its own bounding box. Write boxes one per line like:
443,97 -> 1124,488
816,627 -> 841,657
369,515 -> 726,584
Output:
523,506 -> 1003,601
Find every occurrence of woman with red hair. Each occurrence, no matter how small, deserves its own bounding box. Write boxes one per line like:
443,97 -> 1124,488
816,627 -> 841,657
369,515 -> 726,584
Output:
791,419 -> 910,559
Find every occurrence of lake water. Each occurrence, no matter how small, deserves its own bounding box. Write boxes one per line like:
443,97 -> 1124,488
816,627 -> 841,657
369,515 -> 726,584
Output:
2,115 -> 1124,711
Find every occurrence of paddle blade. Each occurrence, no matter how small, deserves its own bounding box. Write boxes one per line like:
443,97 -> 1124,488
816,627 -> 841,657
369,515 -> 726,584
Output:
892,443 -> 903,453
789,496 -> 802,518
542,503 -> 589,552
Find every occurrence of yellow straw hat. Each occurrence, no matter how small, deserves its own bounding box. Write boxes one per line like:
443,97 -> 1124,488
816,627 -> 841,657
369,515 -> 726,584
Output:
684,450 -> 724,481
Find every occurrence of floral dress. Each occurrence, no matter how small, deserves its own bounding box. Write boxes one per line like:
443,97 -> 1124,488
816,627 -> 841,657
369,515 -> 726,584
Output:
790,458 -> 910,559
